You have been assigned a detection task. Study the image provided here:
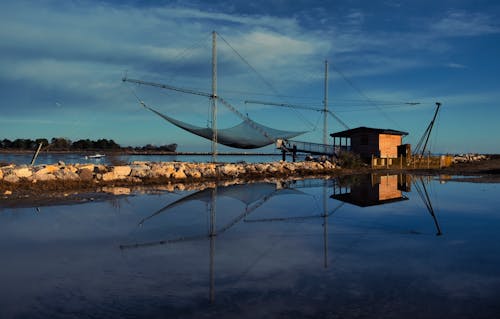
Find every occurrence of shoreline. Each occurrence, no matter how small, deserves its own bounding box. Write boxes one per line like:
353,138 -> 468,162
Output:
1,157 -> 500,208
0,149 -> 279,156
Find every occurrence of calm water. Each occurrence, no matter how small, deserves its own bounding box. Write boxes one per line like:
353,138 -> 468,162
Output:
0,152 -> 294,165
1,174 -> 499,319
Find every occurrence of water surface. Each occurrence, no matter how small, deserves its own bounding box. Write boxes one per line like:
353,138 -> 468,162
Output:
0,174 -> 499,318
0,152 -> 293,165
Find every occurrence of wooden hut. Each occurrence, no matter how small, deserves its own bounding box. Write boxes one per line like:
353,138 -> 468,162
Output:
330,126 -> 408,160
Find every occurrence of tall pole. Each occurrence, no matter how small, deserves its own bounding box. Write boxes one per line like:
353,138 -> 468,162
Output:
323,60 -> 328,147
420,102 -> 441,157
211,31 -> 218,163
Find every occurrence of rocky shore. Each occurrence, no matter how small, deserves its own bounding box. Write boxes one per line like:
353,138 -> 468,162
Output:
1,154 -> 498,205
0,160 -> 338,184
0,160 -> 343,199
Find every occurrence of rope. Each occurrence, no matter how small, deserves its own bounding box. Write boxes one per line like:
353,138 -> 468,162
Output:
217,32 -> 279,95
331,64 -> 403,130
217,32 -> 314,131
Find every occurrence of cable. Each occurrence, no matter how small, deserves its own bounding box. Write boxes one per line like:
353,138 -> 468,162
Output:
330,64 -> 403,129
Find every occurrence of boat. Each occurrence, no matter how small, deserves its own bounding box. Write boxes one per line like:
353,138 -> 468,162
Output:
84,153 -> 106,159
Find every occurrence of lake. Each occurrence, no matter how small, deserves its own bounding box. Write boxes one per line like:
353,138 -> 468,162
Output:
0,174 -> 499,318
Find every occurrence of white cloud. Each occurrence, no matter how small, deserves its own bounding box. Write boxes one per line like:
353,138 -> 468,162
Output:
431,10 -> 500,37
446,63 -> 467,69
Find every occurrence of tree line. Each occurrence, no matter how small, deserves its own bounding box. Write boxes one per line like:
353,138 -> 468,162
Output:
0,138 -> 177,152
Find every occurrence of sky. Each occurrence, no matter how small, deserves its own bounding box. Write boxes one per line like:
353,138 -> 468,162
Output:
1,0 -> 499,154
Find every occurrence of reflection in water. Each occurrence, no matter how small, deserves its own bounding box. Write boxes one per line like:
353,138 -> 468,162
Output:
413,176 -> 443,236
121,182 -> 322,303
332,173 -> 442,236
332,174 -> 410,207
120,174 -> 442,304
2,174 -> 500,318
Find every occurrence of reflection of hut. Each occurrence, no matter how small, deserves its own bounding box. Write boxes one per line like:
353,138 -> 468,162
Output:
331,127 -> 408,160
332,174 -> 409,207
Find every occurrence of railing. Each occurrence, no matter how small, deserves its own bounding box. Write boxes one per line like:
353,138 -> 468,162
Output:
371,155 -> 453,169
282,140 -> 335,155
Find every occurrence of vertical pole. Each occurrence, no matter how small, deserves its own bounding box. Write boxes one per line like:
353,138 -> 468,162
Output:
421,102 -> 441,157
211,31 -> 218,163
323,60 -> 328,147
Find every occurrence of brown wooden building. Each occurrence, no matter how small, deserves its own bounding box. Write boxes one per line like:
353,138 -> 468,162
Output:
330,126 -> 408,159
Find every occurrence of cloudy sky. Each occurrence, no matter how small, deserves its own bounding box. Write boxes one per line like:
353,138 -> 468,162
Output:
1,0 -> 499,153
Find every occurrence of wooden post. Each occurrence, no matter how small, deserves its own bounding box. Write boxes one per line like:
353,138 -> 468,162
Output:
400,155 -> 402,170
371,154 -> 374,169
30,142 -> 43,166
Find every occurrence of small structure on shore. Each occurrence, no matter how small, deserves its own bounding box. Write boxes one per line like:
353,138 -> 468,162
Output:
331,126 -> 409,160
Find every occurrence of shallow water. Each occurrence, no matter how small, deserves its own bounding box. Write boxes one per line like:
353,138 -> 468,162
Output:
0,152 -> 293,165
0,174 -> 499,319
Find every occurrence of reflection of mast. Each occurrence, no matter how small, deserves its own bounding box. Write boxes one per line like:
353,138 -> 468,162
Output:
323,180 -> 328,268
413,177 -> 442,236
121,186 -> 282,249
209,186 -> 216,303
244,181 -> 344,269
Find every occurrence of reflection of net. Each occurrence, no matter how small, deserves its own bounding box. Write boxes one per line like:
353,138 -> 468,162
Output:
145,105 -> 306,149
138,183 -> 306,227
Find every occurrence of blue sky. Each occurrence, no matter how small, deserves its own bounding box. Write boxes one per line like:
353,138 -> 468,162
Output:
1,0 -> 499,153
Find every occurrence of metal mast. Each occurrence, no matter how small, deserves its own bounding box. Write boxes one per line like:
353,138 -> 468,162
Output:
420,102 -> 441,157
211,31 -> 218,163
323,60 -> 329,146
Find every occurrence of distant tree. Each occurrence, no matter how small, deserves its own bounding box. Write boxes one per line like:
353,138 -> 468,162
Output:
35,138 -> 49,147
1,139 -> 12,149
159,143 -> 177,152
11,138 -> 36,149
72,139 -> 93,150
50,137 -> 72,150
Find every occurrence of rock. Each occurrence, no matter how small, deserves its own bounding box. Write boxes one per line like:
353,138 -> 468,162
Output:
76,164 -> 95,171
93,165 -> 107,174
0,169 -> 3,180
151,164 -> 175,178
130,164 -> 150,178
101,172 -> 117,181
102,187 -> 131,195
112,165 -> 131,177
34,172 -> 56,181
66,165 -> 78,173
184,167 -> 202,178
13,167 -> 33,178
54,169 -> 80,181
4,190 -> 12,195
58,161 -> 65,166
78,168 -> 94,181
255,164 -> 269,172
266,165 -> 279,174
220,164 -> 240,176
35,165 -> 59,175
3,174 -> 20,183
172,168 -> 187,179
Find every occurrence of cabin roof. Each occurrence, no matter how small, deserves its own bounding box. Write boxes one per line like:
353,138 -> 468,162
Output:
330,126 -> 408,138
